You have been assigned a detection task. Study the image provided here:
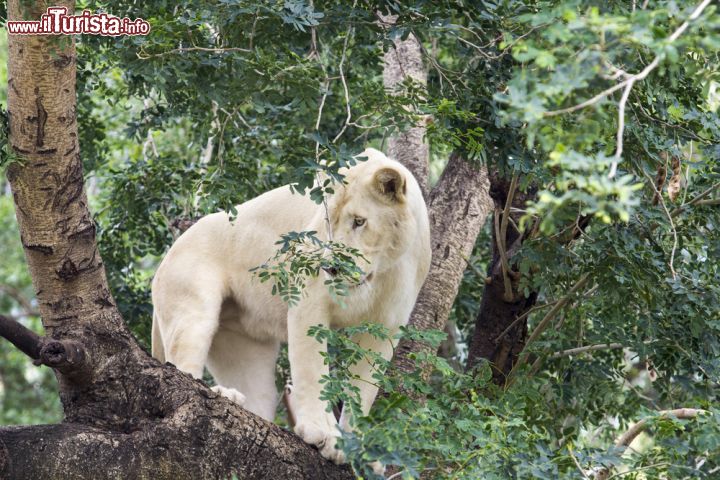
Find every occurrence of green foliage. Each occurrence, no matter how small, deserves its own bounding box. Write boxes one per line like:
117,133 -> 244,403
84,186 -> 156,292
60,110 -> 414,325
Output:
312,324 -> 720,479
251,230 -> 368,306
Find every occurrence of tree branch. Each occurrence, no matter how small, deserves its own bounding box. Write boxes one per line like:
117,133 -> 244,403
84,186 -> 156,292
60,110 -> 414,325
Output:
391,153 -> 491,383
670,181 -> 720,217
0,314 -> 89,379
0,314 -> 43,360
512,273 -> 591,373
137,46 -> 253,60
643,170 -> 678,279
332,5 -> 357,144
492,300 -> 558,345
497,173 -> 519,301
550,342 -> 624,359
494,207 -> 515,302
544,0 -> 713,118
0,421 -> 354,480
593,408 -> 708,480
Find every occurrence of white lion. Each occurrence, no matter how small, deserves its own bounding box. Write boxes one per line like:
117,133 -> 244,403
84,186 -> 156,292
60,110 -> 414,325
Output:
151,148 -> 431,463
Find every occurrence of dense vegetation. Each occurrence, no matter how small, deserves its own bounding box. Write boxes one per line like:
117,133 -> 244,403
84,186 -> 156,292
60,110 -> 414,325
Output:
1,1 -> 719,478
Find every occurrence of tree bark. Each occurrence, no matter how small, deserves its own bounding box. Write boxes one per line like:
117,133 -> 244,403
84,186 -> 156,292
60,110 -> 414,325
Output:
1,2 -> 352,478
380,14 -> 430,199
393,154 -> 491,377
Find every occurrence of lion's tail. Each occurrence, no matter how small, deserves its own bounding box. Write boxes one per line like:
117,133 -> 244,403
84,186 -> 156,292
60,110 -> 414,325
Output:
151,310 -> 165,363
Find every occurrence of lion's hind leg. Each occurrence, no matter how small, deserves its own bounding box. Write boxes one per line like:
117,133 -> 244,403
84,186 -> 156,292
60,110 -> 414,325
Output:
157,293 -> 223,381
207,327 -> 280,421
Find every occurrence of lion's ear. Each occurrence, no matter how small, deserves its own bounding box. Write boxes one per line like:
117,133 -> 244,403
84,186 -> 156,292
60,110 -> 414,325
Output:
373,167 -> 406,203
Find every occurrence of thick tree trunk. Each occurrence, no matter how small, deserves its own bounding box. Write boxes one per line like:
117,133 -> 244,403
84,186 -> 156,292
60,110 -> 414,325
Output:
1,2 -> 352,478
393,154 -> 491,377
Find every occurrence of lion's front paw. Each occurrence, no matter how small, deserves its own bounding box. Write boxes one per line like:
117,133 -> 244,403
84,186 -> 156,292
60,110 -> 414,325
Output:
211,385 -> 246,406
294,419 -> 345,464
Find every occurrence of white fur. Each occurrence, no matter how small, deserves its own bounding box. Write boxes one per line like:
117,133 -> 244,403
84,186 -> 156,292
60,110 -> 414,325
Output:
151,148 -> 431,463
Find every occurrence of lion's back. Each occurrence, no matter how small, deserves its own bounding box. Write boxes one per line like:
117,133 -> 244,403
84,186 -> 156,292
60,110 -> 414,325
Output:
152,186 -> 318,309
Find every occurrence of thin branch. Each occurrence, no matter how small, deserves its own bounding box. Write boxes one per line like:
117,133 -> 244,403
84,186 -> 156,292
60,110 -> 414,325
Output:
569,446 -> 592,480
550,343 -> 624,359
332,10 -> 356,144
514,273 -> 591,370
500,174 -> 519,244
608,78 -> 635,178
452,23 -> 548,61
593,408 -> 708,480
631,97 -> 706,141
545,0 -> 713,118
137,46 -> 253,60
616,408 -> 706,448
313,71 -> 333,240
494,207 -> 515,302
643,170 -> 678,279
248,8 -> 260,50
494,175 -> 522,303
670,181 -> 720,217
493,300 -> 559,345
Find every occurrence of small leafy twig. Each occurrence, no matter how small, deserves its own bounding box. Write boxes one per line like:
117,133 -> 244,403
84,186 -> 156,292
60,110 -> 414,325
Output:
251,231 -> 367,307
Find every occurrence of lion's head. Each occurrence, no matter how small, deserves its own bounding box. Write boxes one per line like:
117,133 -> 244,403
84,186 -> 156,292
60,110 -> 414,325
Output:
324,148 -> 422,285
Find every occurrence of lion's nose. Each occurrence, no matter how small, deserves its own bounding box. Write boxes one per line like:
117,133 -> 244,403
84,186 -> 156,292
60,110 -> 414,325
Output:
322,266 -> 339,277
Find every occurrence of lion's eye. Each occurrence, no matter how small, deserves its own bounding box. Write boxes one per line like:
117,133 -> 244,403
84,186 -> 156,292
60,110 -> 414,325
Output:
353,217 -> 366,228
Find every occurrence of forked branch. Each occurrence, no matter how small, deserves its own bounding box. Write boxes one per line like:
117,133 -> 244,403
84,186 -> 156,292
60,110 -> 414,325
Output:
544,0 -> 712,119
